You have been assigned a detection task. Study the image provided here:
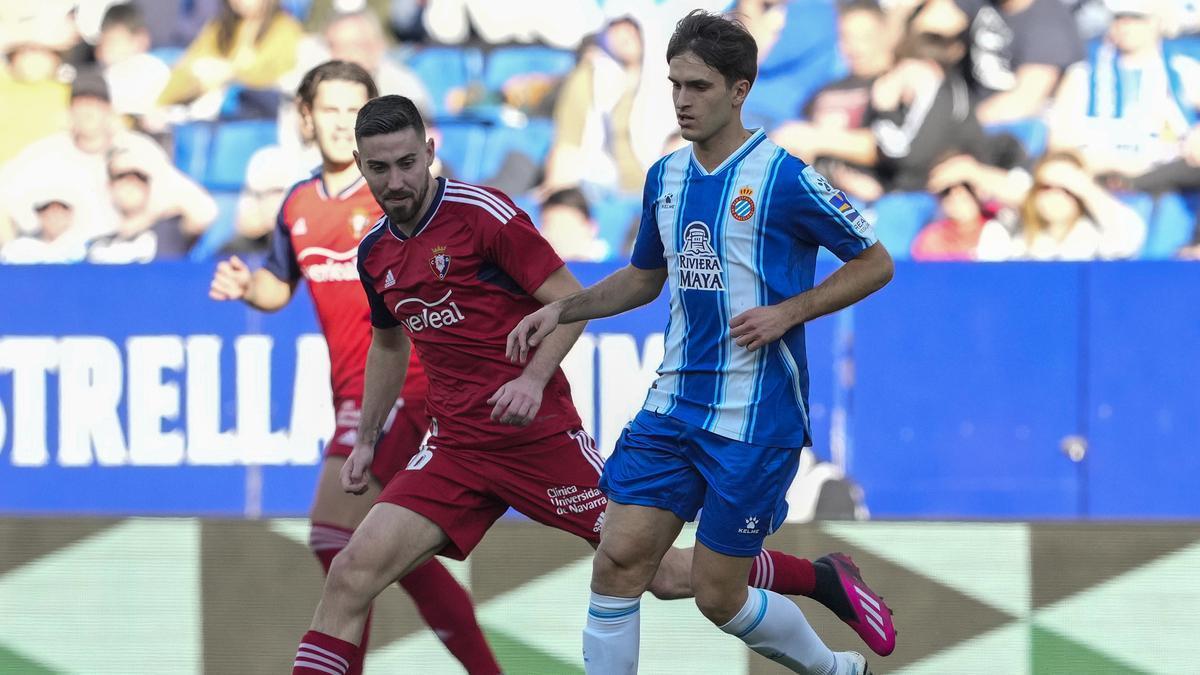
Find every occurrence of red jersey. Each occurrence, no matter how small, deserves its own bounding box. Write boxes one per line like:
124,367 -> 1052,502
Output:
265,173 -> 426,401
357,177 -> 580,450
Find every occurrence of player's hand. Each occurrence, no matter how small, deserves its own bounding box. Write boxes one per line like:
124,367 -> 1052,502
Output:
341,443 -> 374,495
487,375 -> 544,426
209,256 -> 252,301
506,305 -> 562,364
730,305 -> 794,352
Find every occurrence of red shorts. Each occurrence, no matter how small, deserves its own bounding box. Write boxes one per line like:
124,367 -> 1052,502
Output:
377,428 -> 608,559
327,397 -> 429,486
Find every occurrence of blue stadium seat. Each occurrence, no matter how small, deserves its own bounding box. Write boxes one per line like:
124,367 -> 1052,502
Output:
985,118 -> 1048,160
483,46 -> 576,94
871,192 -> 938,260
279,0 -> 312,21
478,118 -> 555,182
149,46 -> 185,67
409,47 -> 484,117
590,193 -> 640,254
205,120 -> 279,191
173,122 -> 215,184
436,119 -> 489,183
188,190 -> 240,261
1143,192 -> 1198,259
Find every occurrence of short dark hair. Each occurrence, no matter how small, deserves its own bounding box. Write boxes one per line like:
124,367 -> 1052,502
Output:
542,187 -> 591,219
101,3 -> 146,33
666,9 -> 758,88
355,94 -> 426,142
297,60 -> 379,110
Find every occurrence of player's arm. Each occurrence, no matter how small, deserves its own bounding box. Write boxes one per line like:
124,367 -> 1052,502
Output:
208,256 -> 297,311
343,325 -> 412,493
732,242 -> 893,351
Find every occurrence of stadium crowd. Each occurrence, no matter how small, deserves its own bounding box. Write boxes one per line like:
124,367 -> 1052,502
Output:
1,0 -> 1199,264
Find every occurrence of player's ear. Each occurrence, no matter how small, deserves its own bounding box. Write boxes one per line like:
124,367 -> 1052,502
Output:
426,136 -> 436,164
731,78 -> 751,107
353,149 -> 362,173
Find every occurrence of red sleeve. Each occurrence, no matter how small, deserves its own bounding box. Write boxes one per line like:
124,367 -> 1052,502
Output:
481,204 -> 565,296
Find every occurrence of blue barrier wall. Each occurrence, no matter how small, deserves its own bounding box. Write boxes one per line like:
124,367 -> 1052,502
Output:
1,262 -> 1197,518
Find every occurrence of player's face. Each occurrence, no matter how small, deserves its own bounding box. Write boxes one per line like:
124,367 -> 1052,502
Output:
355,127 -> 435,226
305,80 -> 371,167
668,51 -> 749,144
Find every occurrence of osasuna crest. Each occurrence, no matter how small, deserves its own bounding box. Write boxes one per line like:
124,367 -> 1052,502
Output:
429,245 -> 452,280
349,208 -> 371,238
678,221 -> 725,291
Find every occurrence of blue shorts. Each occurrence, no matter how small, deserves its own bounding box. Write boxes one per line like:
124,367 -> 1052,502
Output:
599,410 -> 802,557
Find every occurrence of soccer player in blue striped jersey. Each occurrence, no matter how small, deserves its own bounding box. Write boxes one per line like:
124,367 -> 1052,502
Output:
508,10 -> 894,675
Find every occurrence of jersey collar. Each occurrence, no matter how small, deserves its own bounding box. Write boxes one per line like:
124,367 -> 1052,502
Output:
689,128 -> 766,177
387,176 -> 446,241
316,173 -> 367,201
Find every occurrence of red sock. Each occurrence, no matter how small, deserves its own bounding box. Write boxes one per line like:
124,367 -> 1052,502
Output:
294,630 -> 358,675
309,523 -> 372,675
748,549 -> 816,596
399,559 -> 501,675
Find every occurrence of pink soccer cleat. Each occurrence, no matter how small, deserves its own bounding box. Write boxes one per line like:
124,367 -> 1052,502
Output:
816,553 -> 896,657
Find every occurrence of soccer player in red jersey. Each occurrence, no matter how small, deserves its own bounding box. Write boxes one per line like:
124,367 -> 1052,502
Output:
208,62 -> 497,675
290,95 -> 891,675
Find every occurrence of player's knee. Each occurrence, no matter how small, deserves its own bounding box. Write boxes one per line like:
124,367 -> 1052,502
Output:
325,545 -> 379,605
591,541 -> 657,595
646,550 -> 690,600
693,585 -> 743,626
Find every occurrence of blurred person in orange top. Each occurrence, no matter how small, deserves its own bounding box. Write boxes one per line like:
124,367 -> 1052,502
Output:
158,0 -> 302,115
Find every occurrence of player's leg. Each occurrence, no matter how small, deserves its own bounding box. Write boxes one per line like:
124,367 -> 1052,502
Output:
689,437 -> 869,674
294,502 -> 448,675
367,404 -> 500,674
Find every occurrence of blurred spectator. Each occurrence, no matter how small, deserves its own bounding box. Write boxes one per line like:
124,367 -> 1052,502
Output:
423,0 -> 604,49
1049,1 -> 1200,177
776,1 -> 897,202
158,0 -> 302,118
954,0 -> 1084,125
0,24 -> 71,163
95,3 -> 170,119
228,142 -> 314,253
539,187 -> 610,262
295,10 -> 431,115
130,0 -> 221,49
87,146 -> 216,262
0,73 -> 217,244
995,150 -> 1146,260
911,181 -> 1015,260
544,15 -> 674,195
0,188 -> 89,264
776,1 -> 997,193
1179,221 -> 1200,258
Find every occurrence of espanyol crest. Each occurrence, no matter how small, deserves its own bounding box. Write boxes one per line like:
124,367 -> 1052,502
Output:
429,245 -> 452,280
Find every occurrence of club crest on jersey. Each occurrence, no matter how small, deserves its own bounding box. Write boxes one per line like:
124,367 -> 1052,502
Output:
429,245 -> 452,280
349,209 -> 371,238
730,186 -> 755,221
679,221 -> 725,291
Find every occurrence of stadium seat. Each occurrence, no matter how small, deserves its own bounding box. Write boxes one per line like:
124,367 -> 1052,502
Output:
1143,192 -> 1198,259
590,193 -> 640,254
436,119 -> 489,183
173,122 -> 215,184
408,46 -> 484,117
871,192 -> 938,260
279,0 -> 312,21
188,190 -> 241,261
149,46 -> 186,68
483,46 -> 576,95
985,118 -> 1048,160
478,118 -> 555,182
205,120 -> 279,192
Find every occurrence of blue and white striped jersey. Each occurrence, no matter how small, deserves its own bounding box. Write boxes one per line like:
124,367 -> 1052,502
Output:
630,129 -> 877,448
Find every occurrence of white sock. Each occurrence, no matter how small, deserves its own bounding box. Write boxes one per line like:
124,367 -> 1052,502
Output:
719,587 -> 838,675
583,593 -> 641,674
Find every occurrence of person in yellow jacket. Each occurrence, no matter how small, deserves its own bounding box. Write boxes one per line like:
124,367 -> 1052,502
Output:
158,0 -> 301,107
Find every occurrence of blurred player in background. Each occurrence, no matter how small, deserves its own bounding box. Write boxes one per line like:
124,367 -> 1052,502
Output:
290,94 -> 893,675
509,10 -> 895,675
208,62 -> 497,675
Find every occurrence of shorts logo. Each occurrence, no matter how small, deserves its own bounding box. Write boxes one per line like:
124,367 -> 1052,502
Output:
679,221 -> 725,291
799,165 -> 875,238
730,186 -> 755,221
429,245 -> 452,280
738,515 -> 761,535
